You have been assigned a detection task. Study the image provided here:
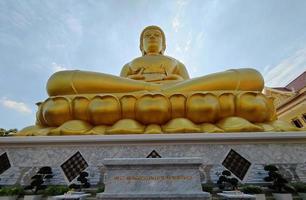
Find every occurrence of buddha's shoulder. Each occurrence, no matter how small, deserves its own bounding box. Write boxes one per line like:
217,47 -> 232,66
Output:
163,55 -> 184,65
128,56 -> 146,64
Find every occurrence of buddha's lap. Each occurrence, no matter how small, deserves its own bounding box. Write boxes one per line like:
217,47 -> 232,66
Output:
46,68 -> 264,96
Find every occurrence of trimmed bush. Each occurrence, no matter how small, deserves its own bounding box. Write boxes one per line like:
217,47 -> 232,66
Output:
217,170 -> 239,190
0,186 -> 23,196
44,185 -> 69,196
263,164 -> 295,193
291,182 -> 306,193
202,184 -> 214,193
241,185 -> 263,194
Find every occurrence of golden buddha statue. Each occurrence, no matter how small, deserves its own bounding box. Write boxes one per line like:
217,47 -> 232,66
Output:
47,26 -> 263,96
17,26 -> 301,136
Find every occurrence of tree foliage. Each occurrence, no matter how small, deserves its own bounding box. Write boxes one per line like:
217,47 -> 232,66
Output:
263,165 -> 296,193
24,167 -> 54,194
0,128 -> 18,136
69,171 -> 91,191
217,170 -> 239,190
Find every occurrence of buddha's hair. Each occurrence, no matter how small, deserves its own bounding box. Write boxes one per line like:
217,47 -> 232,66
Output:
140,25 -> 166,55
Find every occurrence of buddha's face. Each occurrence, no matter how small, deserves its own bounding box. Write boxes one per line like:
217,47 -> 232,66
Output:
142,29 -> 163,54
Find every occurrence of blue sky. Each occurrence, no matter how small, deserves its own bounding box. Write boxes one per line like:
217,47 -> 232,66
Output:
0,0 -> 306,130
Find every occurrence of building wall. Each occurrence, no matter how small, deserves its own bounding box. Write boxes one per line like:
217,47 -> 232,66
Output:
268,91 -> 293,107
278,101 -> 306,128
264,83 -> 306,129
275,87 -> 306,129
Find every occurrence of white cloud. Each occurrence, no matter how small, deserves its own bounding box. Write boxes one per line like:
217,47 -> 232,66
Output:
0,97 -> 32,114
172,16 -> 181,32
174,32 -> 192,55
195,31 -> 205,48
264,47 -> 306,87
66,16 -> 83,36
176,0 -> 188,7
171,0 -> 189,32
184,34 -> 192,52
51,62 -> 68,72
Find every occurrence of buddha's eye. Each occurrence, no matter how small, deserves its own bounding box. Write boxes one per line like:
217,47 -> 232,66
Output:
154,34 -> 160,37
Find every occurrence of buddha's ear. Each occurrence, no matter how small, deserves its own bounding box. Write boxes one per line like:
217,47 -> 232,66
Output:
140,41 -> 145,55
140,44 -> 146,55
160,43 -> 166,55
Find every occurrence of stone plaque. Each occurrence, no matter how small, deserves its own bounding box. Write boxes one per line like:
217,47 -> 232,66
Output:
97,157 -> 211,200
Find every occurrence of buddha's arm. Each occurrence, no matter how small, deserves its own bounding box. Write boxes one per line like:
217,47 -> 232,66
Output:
175,62 -> 190,79
120,64 -> 131,77
164,62 -> 190,81
120,64 -> 144,80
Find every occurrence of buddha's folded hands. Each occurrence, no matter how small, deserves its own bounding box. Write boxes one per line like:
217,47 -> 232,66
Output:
127,74 -> 145,80
163,74 -> 184,81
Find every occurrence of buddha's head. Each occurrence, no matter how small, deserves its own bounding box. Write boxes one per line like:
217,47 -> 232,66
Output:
140,25 -> 166,55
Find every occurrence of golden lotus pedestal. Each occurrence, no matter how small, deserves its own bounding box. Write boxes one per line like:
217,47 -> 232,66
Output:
17,90 -> 300,136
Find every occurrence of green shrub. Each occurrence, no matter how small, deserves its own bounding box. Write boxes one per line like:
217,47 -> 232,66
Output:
68,171 -> 90,191
263,164 -> 296,193
0,186 -> 23,196
291,182 -> 306,193
217,170 -> 239,190
0,188 -> 9,196
96,184 -> 105,193
264,165 -> 278,172
201,184 -> 214,193
0,128 -> 17,137
24,166 -> 54,194
241,185 -> 263,194
44,185 -> 69,196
